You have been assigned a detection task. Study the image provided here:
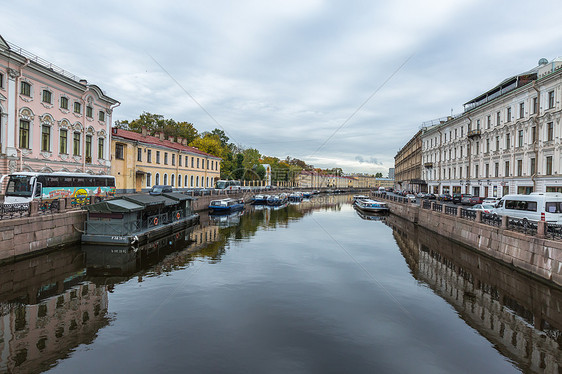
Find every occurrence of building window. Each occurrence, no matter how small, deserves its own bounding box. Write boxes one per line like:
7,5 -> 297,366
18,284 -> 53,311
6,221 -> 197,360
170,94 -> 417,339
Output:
41,125 -> 51,152
0,72 -> 3,88
164,174 -> 168,185
137,148 -> 142,162
496,111 -> 501,126
147,149 -> 152,163
172,154 -> 175,166
60,129 -> 68,154
532,97 -> 538,114
548,90 -> 555,109
179,155 -> 182,166
85,135 -> 92,160
191,157 -> 194,168
547,122 -> 554,141
74,102 -> 81,114
487,115 -> 491,129
475,141 -> 479,155
518,130 -> 523,147
19,120 -> 30,148
42,90 -> 52,104
147,174 -> 152,188
60,96 -> 69,110
99,111 -> 105,121
485,164 -> 489,178
196,176 -> 199,187
531,126 -> 536,143
476,120 -> 480,130
474,165 -> 479,178
115,143 -> 124,160
164,152 -> 168,165
156,173 -> 160,185
185,175 -> 189,187
486,139 -> 490,153
505,161 -> 510,177
530,158 -> 536,176
496,136 -> 500,151
178,174 -> 182,187
20,81 -> 31,96
506,107 -> 512,122
517,160 -> 522,176
191,175 -> 194,187
98,137 -> 104,159
86,106 -> 93,118
506,133 -> 511,149
197,158 -> 200,168
171,174 -> 175,187
519,102 -> 524,118
185,156 -> 188,167
495,162 -> 499,177
207,160 -> 209,169
156,151 -> 160,163
73,133 -> 81,156
546,156 -> 553,175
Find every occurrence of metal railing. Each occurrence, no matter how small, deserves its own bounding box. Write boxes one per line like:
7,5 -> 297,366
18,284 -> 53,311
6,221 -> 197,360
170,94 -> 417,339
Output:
0,203 -> 29,220
432,203 -> 443,213
546,224 -> 562,240
507,217 -> 537,236
422,200 -> 431,209
445,206 -> 457,216
460,208 -> 476,221
482,212 -> 501,227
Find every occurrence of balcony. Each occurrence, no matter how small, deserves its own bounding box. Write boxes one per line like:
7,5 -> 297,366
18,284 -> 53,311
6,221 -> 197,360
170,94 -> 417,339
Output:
467,129 -> 481,139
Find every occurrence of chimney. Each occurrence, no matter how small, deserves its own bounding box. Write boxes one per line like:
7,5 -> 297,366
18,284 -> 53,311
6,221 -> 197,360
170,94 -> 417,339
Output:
177,137 -> 183,144
141,126 -> 147,137
159,132 -> 165,141
182,139 -> 187,146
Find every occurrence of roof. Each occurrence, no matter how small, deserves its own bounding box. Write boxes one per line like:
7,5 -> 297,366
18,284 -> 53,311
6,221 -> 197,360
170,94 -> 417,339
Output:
162,192 -> 196,201
86,199 -> 144,214
122,194 -> 166,208
112,128 -> 222,159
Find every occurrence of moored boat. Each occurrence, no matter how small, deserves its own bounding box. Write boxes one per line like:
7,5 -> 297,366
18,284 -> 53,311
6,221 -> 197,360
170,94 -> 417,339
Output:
354,198 -> 389,213
209,198 -> 244,213
82,192 -> 199,246
251,194 -> 270,205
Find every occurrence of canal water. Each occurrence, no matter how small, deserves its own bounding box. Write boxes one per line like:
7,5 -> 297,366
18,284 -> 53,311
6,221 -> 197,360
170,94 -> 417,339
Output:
1,194 -> 561,373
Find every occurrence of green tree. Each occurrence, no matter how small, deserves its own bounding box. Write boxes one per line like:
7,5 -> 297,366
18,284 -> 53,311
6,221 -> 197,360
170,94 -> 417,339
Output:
375,172 -> 383,178
189,135 -> 225,158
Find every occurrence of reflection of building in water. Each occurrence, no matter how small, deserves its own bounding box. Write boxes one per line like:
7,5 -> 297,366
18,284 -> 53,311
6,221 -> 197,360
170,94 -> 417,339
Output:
189,222 -> 220,250
388,215 -> 562,373
0,281 -> 109,373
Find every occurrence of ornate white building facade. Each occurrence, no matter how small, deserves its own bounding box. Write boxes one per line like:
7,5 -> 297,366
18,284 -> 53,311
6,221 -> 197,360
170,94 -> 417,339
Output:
422,57 -> 562,198
0,35 -> 118,179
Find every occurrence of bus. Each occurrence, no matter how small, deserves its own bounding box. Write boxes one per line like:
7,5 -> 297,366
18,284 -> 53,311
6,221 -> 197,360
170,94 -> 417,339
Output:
215,180 -> 241,191
1,172 -> 116,204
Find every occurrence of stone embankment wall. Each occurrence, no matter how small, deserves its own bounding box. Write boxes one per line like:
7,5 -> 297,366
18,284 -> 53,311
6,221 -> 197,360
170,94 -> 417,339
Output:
384,199 -> 562,287
0,200 -> 85,264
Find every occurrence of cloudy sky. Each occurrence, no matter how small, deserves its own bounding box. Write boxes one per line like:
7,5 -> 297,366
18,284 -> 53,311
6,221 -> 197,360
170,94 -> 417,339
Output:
5,1 -> 562,175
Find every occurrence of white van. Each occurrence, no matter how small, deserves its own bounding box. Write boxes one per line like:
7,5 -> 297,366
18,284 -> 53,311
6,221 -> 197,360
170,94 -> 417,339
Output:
493,193 -> 562,223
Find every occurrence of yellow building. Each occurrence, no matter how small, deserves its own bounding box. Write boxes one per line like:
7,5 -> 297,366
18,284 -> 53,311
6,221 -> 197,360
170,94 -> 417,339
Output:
111,128 -> 221,193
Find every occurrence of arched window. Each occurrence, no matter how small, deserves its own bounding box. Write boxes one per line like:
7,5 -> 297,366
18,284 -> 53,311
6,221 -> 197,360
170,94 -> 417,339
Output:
146,174 -> 152,187
171,174 -> 175,187
164,174 -> 168,185
155,173 -> 160,185
196,176 -> 199,187
191,175 -> 194,187
206,177 -> 209,187
178,174 -> 182,187
185,175 -> 189,187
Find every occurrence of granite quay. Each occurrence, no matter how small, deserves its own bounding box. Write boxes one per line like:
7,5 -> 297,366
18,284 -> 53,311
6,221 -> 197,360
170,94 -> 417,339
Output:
373,192 -> 562,287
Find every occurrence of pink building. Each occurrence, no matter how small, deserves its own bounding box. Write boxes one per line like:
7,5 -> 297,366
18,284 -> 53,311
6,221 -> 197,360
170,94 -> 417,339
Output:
0,34 -> 119,179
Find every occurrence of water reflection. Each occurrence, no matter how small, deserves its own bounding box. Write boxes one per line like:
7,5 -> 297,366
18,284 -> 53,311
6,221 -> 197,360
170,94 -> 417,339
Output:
387,214 -> 562,373
0,247 -> 110,373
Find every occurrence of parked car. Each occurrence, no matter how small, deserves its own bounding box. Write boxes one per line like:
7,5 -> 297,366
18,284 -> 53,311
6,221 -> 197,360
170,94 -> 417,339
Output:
469,203 -> 496,213
437,193 -> 452,201
405,194 -> 416,202
482,197 -> 500,206
492,193 -> 562,223
453,193 -> 471,204
468,196 -> 485,205
149,185 -> 173,195
461,194 -> 474,205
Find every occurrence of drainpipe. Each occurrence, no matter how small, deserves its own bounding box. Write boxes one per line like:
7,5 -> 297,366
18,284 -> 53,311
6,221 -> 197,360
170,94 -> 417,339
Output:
14,58 -> 31,172
107,102 -> 121,175
532,81 -> 540,192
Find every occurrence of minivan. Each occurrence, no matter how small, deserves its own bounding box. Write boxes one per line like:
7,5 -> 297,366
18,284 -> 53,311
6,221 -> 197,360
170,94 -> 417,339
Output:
493,193 -> 562,223
149,185 -> 173,195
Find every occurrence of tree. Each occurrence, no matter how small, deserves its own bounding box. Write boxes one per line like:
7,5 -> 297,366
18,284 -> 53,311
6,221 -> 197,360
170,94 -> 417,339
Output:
189,135 -> 225,158
375,172 -> 383,178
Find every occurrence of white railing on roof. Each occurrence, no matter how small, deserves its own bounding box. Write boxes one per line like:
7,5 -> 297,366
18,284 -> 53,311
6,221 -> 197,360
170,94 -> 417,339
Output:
420,114 -> 461,129
6,41 -> 82,83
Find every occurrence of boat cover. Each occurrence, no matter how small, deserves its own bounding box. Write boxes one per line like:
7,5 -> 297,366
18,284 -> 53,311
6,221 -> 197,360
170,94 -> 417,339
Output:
122,194 -> 166,208
86,199 -> 144,213
162,192 -> 196,201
